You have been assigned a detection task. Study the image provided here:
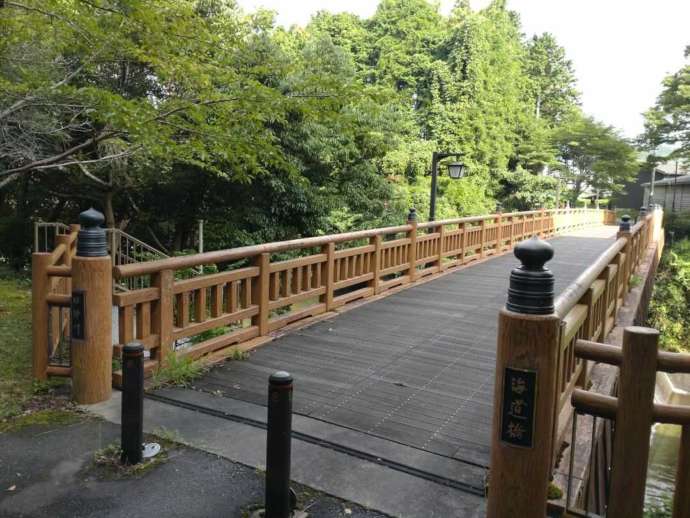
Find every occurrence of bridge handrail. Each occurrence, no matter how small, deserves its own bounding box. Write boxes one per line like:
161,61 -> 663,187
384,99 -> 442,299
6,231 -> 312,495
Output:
114,208 -> 613,278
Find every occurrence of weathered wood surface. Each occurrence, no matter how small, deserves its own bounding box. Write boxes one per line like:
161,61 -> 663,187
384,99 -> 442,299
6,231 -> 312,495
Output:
182,230 -> 617,471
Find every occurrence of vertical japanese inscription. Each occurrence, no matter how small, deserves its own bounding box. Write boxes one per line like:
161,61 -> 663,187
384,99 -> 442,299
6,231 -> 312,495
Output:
500,367 -> 537,447
71,290 -> 86,340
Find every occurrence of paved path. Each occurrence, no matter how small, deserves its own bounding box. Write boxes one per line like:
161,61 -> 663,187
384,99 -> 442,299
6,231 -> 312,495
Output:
91,226 -> 618,517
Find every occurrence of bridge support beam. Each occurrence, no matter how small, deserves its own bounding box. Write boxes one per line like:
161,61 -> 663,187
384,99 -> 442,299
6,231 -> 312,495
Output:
487,236 -> 560,518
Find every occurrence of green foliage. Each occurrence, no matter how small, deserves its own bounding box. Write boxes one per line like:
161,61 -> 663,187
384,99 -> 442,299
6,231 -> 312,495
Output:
664,211 -> 690,241
553,112 -> 639,202
1,0 -> 618,266
648,239 -> 690,353
644,494 -> 673,518
643,46 -> 690,163
151,353 -> 207,388
0,408 -> 79,433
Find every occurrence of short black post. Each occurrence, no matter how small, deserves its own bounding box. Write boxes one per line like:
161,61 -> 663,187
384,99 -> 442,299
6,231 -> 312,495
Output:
265,371 -> 293,518
121,342 -> 144,465
619,214 -> 631,232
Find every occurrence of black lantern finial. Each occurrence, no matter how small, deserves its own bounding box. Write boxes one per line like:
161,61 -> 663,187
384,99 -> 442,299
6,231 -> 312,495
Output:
407,207 -> 417,222
77,207 -> 107,257
619,214 -> 631,233
506,236 -> 555,315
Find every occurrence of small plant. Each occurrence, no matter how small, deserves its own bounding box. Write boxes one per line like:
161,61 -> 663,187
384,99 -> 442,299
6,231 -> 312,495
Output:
232,349 -> 249,361
630,274 -> 642,288
93,441 -> 168,479
151,353 -> 207,388
547,481 -> 563,500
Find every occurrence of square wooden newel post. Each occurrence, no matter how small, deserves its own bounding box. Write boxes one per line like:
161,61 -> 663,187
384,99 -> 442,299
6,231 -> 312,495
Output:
407,208 -> 418,282
487,236 -> 560,518
71,208 -> 113,404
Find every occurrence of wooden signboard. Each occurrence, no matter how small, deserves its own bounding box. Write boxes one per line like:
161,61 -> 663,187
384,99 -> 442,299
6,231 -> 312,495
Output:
500,367 -> 537,448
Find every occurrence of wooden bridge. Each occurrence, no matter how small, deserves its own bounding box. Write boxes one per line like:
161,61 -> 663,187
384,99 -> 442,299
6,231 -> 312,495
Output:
31,207 -> 690,517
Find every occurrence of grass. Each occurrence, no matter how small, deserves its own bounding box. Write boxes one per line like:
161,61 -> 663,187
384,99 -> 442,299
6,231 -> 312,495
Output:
0,268 -> 35,419
151,352 -> 208,388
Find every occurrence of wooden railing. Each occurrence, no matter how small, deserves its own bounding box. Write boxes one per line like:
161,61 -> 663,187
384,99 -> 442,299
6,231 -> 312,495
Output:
567,329 -> 690,518
551,213 -> 654,448
31,224 -> 79,379
111,208 -> 613,379
486,209 -> 661,518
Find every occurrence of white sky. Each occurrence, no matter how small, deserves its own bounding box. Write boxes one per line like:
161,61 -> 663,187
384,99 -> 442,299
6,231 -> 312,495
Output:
236,0 -> 690,139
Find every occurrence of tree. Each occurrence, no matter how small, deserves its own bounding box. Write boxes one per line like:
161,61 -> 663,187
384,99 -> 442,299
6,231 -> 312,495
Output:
553,113 -> 638,202
524,33 -> 580,125
643,46 -> 690,162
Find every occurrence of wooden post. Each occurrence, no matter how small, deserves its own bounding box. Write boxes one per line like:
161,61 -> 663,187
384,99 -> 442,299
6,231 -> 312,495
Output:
71,209 -> 112,404
407,209 -> 417,282
673,424 -> 690,518
480,218 -> 486,258
32,253 -> 51,380
321,242 -> 335,311
436,224 -> 445,272
487,236 -> 560,518
608,326 -> 659,518
152,269 -> 173,364
495,213 -> 502,252
370,235 -> 381,294
252,252 -> 270,335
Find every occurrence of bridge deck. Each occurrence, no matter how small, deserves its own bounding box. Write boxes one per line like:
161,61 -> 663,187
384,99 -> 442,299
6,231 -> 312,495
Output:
156,227 -> 617,495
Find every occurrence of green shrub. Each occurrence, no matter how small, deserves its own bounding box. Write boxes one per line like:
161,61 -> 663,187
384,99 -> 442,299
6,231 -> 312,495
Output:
648,239 -> 690,353
664,211 -> 690,241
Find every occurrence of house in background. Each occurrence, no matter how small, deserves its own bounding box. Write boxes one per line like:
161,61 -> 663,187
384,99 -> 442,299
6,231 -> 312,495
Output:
613,160 -> 688,209
643,173 -> 690,212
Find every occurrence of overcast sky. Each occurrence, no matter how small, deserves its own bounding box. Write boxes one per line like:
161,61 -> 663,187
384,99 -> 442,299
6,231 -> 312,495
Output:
236,0 -> 689,139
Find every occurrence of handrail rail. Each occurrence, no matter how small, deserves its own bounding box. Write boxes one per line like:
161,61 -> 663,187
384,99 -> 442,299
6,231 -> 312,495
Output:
554,213 -> 652,318
115,208 -> 612,278
575,338 -> 690,374
554,237 -> 627,317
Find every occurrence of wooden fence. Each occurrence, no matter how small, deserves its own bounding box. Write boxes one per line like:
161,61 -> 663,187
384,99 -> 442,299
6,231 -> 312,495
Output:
487,209 -> 661,518
32,208 -> 614,382
569,328 -> 690,518
108,208 -> 614,380
32,224 -> 79,379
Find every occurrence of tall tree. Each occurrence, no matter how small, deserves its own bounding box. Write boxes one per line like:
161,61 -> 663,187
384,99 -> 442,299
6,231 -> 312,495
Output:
553,113 -> 638,202
643,45 -> 690,162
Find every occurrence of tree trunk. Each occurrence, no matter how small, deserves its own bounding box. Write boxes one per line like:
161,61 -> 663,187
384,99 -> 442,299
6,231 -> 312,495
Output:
104,191 -> 115,228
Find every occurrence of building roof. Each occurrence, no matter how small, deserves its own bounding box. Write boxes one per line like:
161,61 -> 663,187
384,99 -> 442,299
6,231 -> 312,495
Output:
654,160 -> 689,176
642,175 -> 690,187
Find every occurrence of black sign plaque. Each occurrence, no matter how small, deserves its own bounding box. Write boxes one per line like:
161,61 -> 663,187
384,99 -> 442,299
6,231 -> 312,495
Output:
71,290 -> 86,341
500,367 -> 537,448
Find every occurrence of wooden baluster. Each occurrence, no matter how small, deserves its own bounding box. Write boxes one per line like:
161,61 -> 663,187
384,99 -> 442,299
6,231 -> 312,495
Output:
252,253 -> 270,335
119,305 -> 134,344
508,216 -> 514,249
211,284 -> 223,318
136,302 -> 151,340
437,224 -> 445,272
480,218 -> 486,258
194,287 -> 207,323
152,269 -> 173,364
176,293 -> 189,328
608,327 -> 659,518
229,281 -> 238,314
321,243 -> 335,311
459,222 -> 466,264
407,209 -> 417,282
577,287 -> 595,388
370,235 -> 381,294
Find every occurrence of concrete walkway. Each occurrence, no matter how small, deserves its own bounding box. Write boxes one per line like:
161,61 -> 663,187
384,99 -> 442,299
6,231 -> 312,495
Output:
88,226 -> 617,518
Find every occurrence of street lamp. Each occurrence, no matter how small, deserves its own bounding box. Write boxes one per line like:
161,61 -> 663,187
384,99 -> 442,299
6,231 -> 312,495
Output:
429,151 -> 465,221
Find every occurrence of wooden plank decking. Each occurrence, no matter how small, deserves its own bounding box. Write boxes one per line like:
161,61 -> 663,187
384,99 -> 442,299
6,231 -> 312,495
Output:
159,227 -> 618,481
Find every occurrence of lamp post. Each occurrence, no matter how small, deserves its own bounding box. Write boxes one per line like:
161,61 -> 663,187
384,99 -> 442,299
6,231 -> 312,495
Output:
429,151 -> 465,221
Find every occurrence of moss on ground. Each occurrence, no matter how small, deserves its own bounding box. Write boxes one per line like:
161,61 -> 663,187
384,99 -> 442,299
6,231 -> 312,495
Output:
0,407 -> 81,433
0,269 -> 35,419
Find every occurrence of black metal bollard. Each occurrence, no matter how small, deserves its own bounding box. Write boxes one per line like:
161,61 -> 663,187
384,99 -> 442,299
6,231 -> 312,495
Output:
265,371 -> 294,518
121,342 -> 144,465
